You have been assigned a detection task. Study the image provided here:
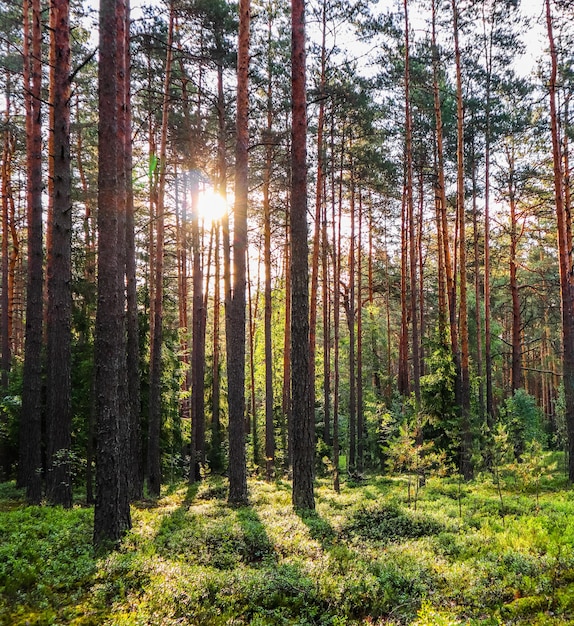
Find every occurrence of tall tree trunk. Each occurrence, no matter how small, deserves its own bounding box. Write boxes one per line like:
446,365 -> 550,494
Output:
46,0 -> 73,508
332,127 -> 342,492
147,4 -> 174,497
452,0 -> 472,479
18,0 -> 43,501
432,0 -> 457,357
309,0 -> 327,457
264,7 -> 275,480
404,0 -> 420,404
190,176 -> 206,481
357,191 -> 364,472
546,0 -> 574,480
94,0 -> 132,547
347,170 -> 356,473
480,1 -> 495,428
291,0 -> 314,510
282,209 -> 292,473
322,177 -> 331,446
226,0 -> 250,505
506,142 -> 523,392
125,0 -> 142,497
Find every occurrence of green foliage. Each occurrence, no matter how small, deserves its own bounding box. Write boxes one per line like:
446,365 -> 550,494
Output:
499,389 -> 545,458
344,503 -> 444,543
2,465 -> 574,625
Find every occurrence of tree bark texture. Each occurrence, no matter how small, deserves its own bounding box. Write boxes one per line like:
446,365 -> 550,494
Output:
226,0 -> 249,505
46,0 -> 73,508
291,0 -> 315,510
18,0 -> 43,502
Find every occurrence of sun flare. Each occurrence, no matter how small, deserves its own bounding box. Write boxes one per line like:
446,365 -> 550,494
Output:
196,189 -> 228,226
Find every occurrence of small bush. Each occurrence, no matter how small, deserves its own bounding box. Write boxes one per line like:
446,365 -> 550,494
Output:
344,504 -> 443,543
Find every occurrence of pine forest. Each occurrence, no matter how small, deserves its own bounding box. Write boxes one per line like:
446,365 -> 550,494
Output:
1,0 -> 574,623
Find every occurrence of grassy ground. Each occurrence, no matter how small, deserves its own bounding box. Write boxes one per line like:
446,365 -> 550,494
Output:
1,463 -> 574,625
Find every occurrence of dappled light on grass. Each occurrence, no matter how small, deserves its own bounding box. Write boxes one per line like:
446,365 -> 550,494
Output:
2,468 -> 574,624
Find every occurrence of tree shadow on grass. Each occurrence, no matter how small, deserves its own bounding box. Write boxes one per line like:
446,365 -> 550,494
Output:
298,508 -> 337,550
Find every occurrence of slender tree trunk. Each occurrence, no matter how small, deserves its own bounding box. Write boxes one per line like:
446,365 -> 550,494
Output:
122,0 -> 141,501
481,2 -> 494,428
282,209 -> 292,473
398,190 -> 409,396
347,171 -> 356,473
190,177 -> 206,480
432,0 -> 457,357
309,0 -> 327,455
291,0 -> 314,510
210,62 -> 227,475
404,0 -> 420,404
452,0 -> 472,479
264,9 -> 275,479
357,192 -> 364,472
546,0 -> 574,480
332,116 -> 341,492
147,3 -> 174,497
471,142 -> 485,425
506,143 -> 523,392
46,0 -> 73,508
322,177 -> 331,446
18,0 -> 43,501
226,0 -> 250,505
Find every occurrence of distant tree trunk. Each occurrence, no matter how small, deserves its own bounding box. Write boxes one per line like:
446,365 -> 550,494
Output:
398,189 -> 409,396
1,95 -> 12,395
208,62 -> 227,475
227,0 -> 250,505
506,142 -> 523,392
247,258 -> 260,466
45,0 -> 73,508
432,0 -> 457,356
471,141 -> 485,424
282,211 -> 292,473
147,3 -> 174,497
94,0 -> 132,548
452,0 -> 472,480
124,0 -> 142,501
332,130 -> 342,493
347,171 -> 356,473
18,0 -> 43,501
322,179 -> 331,447
291,0 -> 314,510
263,56 -> 275,479
357,192 -> 364,472
309,0 -> 327,459
546,0 -> 574,481
404,0 -> 420,403
190,176 -> 206,481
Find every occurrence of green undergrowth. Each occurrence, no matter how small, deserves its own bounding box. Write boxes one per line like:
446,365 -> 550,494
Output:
2,467 -> 574,625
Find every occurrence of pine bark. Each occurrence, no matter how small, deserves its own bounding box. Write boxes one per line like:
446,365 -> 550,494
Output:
147,4 -> 174,497
94,0 -> 132,547
452,0 -> 472,479
291,0 -> 315,510
227,0 -> 250,505
18,0 -> 43,502
546,0 -> 574,481
46,0 -> 73,508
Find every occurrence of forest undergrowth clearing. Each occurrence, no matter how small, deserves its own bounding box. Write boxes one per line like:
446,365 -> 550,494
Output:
1,463 -> 574,625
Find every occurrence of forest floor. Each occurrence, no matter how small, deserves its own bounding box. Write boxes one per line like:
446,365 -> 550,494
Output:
2,458 -> 574,625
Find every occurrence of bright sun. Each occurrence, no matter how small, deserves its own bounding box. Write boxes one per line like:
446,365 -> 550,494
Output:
196,189 -> 228,225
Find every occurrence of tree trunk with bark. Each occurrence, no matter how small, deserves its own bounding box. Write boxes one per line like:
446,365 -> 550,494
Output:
46,0 -> 73,508
226,0 -> 250,505
291,0 -> 314,510
18,0 -> 43,502
94,0 -> 132,547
